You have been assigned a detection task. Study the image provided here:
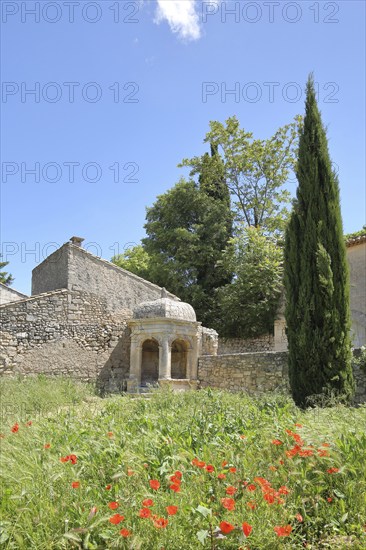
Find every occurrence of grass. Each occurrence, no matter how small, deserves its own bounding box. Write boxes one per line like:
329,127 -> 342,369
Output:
0,377 -> 365,549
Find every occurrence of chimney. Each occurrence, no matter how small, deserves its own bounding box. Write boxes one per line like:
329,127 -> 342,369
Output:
70,236 -> 84,247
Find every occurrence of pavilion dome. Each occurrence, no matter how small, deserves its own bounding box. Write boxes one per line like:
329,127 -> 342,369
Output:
133,289 -> 196,322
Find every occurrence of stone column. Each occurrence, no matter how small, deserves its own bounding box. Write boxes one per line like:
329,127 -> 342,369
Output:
127,336 -> 142,392
187,337 -> 199,380
159,337 -> 171,380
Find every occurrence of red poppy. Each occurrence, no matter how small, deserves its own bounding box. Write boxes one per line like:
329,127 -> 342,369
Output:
120,529 -> 131,537
225,486 -> 237,495
142,498 -> 154,507
242,522 -> 252,537
170,484 -> 181,493
166,505 -> 178,516
127,468 -> 134,476
247,484 -> 256,492
108,501 -> 119,510
221,498 -> 235,511
153,517 -> 168,529
269,465 -> 277,471
321,442 -> 330,447
274,525 -> 292,537
218,473 -> 226,480
44,443 -> 51,449
60,456 -> 69,463
107,432 -> 113,437
222,461 -> 228,467
327,467 -> 339,474
69,454 -> 77,465
169,475 -> 181,485
246,501 -> 256,510
197,461 -> 206,469
25,421 -> 32,427
149,479 -> 160,490
105,484 -> 112,490
71,481 -> 80,489
298,449 -> 313,457
295,513 -> 303,522
271,439 -> 283,445
11,423 -> 19,433
294,423 -> 303,428
318,449 -> 330,457
174,471 -> 182,479
240,434 -> 246,439
109,514 -> 125,524
229,467 -> 237,473
327,497 -> 333,502
206,464 -> 215,473
139,508 -> 151,518
278,486 -> 290,495
220,521 -> 234,534
264,492 -> 275,504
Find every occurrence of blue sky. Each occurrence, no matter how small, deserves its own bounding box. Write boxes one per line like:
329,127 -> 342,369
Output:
1,0 -> 365,295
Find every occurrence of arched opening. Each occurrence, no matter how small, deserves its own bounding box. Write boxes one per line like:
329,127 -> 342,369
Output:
171,339 -> 188,379
141,339 -> 159,386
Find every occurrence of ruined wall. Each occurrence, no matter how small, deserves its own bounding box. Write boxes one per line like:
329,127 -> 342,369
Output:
0,283 -> 28,305
198,350 -> 366,404
0,289 -> 131,391
218,335 -> 274,354
32,243 -> 178,313
347,240 -> 366,347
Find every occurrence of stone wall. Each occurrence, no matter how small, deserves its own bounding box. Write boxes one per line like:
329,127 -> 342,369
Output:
198,350 -> 366,404
32,243 -> 178,313
0,289 -> 131,392
347,239 -> 366,347
0,283 -> 28,305
198,352 -> 288,394
218,335 -> 274,354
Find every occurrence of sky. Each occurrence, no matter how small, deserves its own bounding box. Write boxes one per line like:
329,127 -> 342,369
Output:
1,0 -> 365,295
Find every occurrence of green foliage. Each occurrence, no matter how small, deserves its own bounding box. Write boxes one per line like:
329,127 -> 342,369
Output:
218,227 -> 283,337
1,380 -> 366,549
112,245 -> 153,280
142,178 -> 233,329
0,256 -> 14,286
181,115 -> 302,235
344,225 -> 366,241
284,75 -> 354,408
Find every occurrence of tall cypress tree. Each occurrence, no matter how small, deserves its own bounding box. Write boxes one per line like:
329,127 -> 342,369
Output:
284,75 -> 354,407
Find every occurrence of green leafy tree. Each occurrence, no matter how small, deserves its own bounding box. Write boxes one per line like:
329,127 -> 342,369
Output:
218,227 -> 283,337
181,115 -> 302,236
0,257 -> 14,286
284,75 -> 354,407
112,245 -> 153,281
142,177 -> 233,328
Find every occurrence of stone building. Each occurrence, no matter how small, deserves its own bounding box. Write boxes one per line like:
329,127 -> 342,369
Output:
0,235 -> 365,402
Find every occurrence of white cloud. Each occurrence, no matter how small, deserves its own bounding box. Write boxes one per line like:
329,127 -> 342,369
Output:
154,0 -> 201,41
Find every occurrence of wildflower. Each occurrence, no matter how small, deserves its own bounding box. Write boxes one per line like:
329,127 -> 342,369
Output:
229,467 -> 237,473
174,471 -> 182,479
226,486 -> 237,495
271,439 -> 283,445
153,517 -> 168,529
298,449 -> 313,457
107,432 -> 113,438
127,468 -> 134,476
274,525 -> 292,537
108,502 -> 119,510
11,423 -> 19,433
197,461 -> 206,469
142,498 -> 154,507
318,449 -> 330,457
222,461 -> 228,467
109,514 -> 125,524
218,473 -> 226,480
120,528 -> 131,537
321,443 -> 330,447
269,465 -> 277,471
247,484 -> 256,492
294,423 -> 303,428
221,498 -> 235,511
220,521 -> 234,534
69,454 -> 77,465
240,435 -> 246,439
149,479 -> 160,490
44,443 -> 51,449
327,497 -> 333,502
246,501 -> 256,510
170,484 -> 181,493
25,421 -> 32,427
295,513 -> 303,522
278,486 -> 290,495
242,522 -> 252,537
170,475 -> 181,485
139,508 -> 151,518
71,481 -> 80,489
166,505 -> 178,516
105,484 -> 112,490
206,464 -> 215,473
327,467 -> 339,474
